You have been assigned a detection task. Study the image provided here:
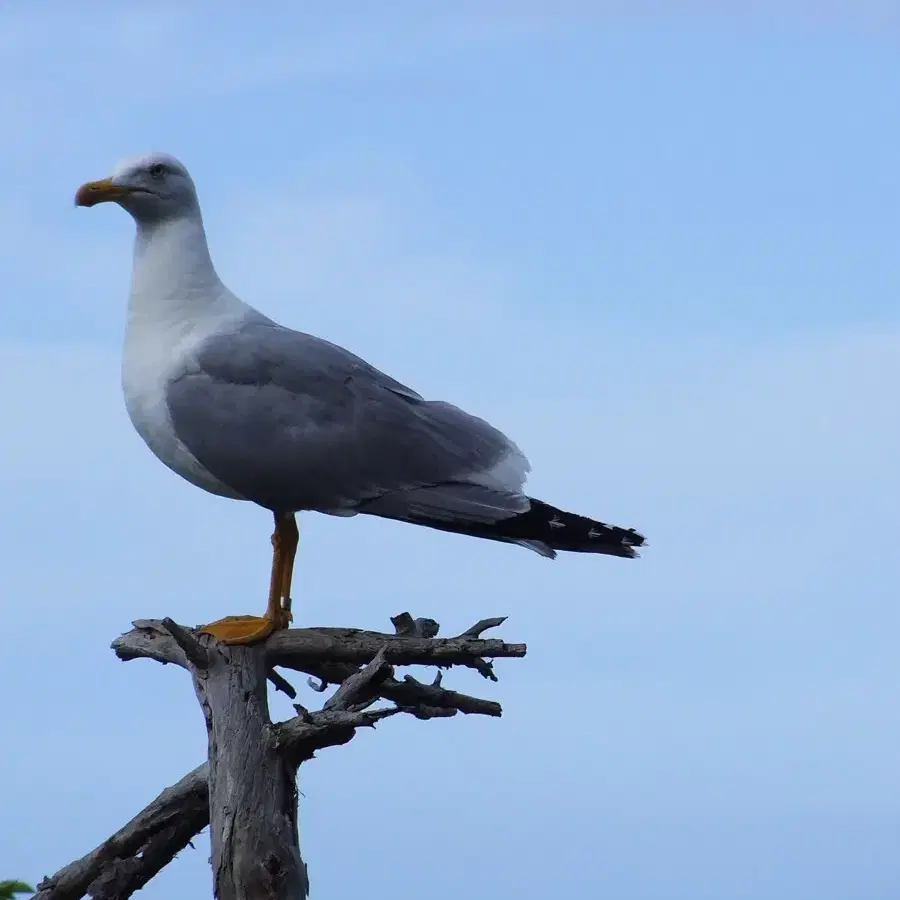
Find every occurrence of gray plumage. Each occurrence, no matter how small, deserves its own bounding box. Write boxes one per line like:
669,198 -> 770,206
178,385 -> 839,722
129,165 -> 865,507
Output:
76,151 -> 645,560
167,316 -> 531,520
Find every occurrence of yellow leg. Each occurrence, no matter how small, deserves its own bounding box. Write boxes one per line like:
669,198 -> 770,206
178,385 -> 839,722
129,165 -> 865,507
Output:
278,513 -> 299,626
199,511 -> 298,645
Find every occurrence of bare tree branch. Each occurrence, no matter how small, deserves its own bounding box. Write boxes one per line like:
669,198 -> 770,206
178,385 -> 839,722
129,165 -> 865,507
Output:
457,616 -> 508,637
160,617 -> 210,669
322,647 -> 392,712
35,612 -> 529,900
304,662 -> 503,717
111,618 -> 191,668
34,764 -> 209,900
267,668 -> 298,699
272,706 -> 403,763
112,617 -> 526,676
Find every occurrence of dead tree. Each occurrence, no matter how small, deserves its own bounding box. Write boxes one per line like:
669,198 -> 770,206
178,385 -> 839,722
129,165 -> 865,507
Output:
33,612 -> 526,900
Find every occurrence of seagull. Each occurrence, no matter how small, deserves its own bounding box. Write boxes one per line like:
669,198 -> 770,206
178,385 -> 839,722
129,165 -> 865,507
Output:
75,152 -> 645,645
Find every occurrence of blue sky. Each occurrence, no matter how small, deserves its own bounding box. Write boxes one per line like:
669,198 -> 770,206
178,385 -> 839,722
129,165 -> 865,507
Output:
2,3 -> 899,898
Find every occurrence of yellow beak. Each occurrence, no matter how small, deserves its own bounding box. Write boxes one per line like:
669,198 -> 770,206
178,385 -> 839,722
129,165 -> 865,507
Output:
74,178 -> 135,207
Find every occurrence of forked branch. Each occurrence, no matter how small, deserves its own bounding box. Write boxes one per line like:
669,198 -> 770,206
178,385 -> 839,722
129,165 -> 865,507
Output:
36,613 -> 524,900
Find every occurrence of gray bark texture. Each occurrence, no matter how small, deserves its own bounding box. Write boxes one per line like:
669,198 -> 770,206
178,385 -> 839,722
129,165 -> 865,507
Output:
196,642 -> 309,900
33,613 -> 525,900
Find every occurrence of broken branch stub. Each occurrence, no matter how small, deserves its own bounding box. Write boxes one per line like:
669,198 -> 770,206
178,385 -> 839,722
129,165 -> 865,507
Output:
33,612 -> 529,900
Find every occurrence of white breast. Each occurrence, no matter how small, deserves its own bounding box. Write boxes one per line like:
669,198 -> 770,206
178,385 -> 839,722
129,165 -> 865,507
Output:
122,306 -> 248,501
120,207 -> 258,502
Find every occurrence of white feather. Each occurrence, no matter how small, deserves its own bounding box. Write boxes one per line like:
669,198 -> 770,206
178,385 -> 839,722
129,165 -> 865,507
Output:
122,214 -> 248,499
467,443 -> 531,494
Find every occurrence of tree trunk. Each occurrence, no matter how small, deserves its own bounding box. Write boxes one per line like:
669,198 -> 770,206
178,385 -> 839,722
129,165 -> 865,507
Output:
34,614 -> 524,900
196,644 -> 309,900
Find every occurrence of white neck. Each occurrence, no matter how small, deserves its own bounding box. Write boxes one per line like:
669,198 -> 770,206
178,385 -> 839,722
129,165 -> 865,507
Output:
119,210 -> 251,502
127,212 -> 246,331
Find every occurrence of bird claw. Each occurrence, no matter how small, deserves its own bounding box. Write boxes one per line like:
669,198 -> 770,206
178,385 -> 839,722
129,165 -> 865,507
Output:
198,614 -> 279,646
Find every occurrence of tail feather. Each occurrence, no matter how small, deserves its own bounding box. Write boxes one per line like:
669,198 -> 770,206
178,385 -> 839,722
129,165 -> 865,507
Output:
486,497 -> 645,559
364,492 -> 645,559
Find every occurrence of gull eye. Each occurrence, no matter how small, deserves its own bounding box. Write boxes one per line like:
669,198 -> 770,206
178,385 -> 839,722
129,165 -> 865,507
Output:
148,163 -> 166,180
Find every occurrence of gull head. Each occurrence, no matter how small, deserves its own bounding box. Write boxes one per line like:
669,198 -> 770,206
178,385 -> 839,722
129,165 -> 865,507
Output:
75,152 -> 200,223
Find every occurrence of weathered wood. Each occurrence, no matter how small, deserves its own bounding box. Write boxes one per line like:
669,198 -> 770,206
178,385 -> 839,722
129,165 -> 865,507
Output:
322,647 -> 392,712
195,642 -> 309,900
37,614 -> 524,900
112,618 -> 525,676
265,625 -> 524,676
33,764 -> 209,900
161,616 -> 211,668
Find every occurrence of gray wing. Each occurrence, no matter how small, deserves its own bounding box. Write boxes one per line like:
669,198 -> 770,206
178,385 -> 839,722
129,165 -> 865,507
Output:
166,319 -> 530,516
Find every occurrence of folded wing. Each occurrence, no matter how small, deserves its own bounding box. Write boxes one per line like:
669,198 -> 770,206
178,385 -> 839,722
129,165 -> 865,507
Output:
165,319 -> 531,518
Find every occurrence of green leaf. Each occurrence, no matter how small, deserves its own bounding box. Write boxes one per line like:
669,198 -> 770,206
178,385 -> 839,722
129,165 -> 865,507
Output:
0,881 -> 35,899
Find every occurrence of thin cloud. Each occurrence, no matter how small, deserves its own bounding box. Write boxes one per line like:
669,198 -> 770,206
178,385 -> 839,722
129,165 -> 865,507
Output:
0,1 -> 895,122
2,8 -> 898,898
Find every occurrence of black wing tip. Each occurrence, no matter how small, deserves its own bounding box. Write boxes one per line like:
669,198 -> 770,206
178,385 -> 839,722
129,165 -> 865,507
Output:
522,498 -> 647,558
595,527 -> 647,558
620,527 -> 647,551
600,537 -> 644,559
